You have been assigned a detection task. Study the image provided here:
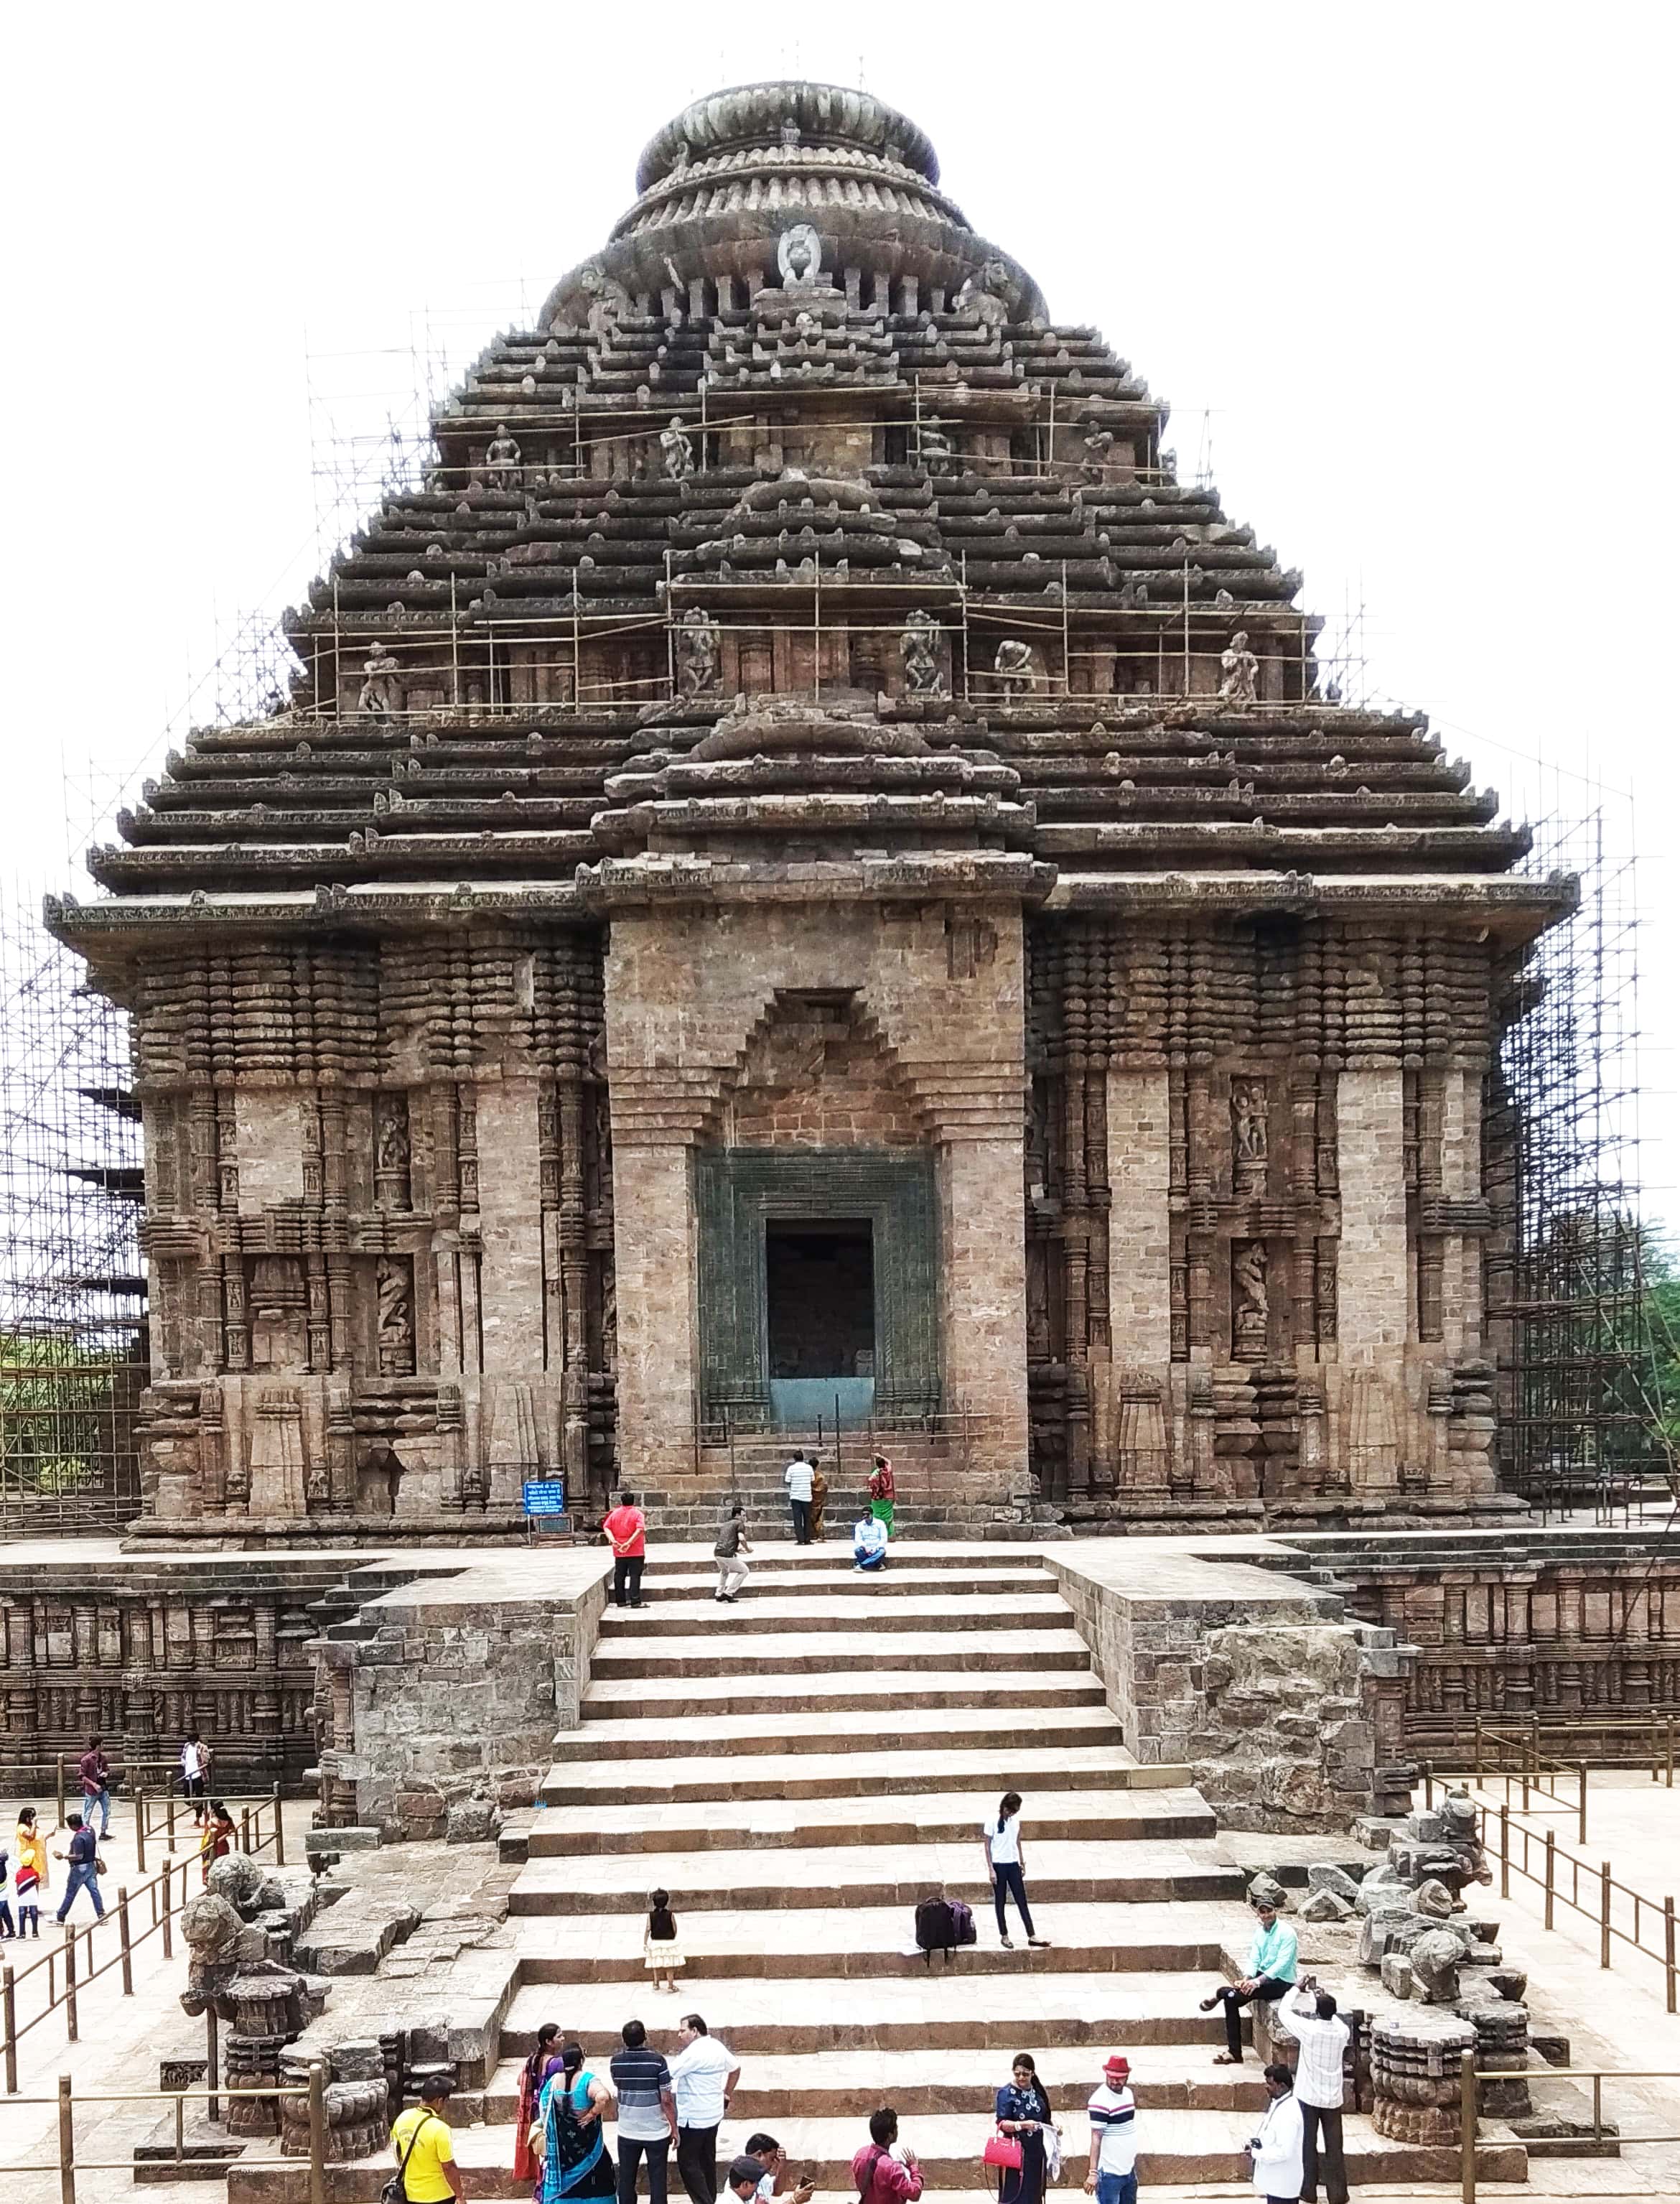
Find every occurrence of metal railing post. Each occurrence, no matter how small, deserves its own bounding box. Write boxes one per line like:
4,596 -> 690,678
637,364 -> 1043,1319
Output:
64,1919 -> 78,2042
1579,1764 -> 1589,1846
1473,1714 -> 1483,1779
162,1856 -> 173,1960
239,1806 -> 251,1856
1,1963 -> 14,2094
1666,1897 -> 1676,2015
207,2006 -> 220,2123
1600,1861 -> 1613,1968
1423,1760 -> 1434,1810
118,1886 -> 134,1994
57,2070 -> 75,2204
1544,1828 -> 1555,1930
1499,1804 -> 1510,1899
1459,2047 -> 1476,2204
273,1782 -> 286,1867
57,1756 -> 67,1830
308,2059 -> 328,2204
167,1787 -> 177,1853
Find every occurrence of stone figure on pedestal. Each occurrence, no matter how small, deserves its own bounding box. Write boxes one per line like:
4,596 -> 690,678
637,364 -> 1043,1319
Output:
660,415 -> 695,483
485,425 -> 523,493
900,608 -> 946,696
1232,1240 -> 1269,1362
676,605 -> 721,695
994,638 -> 1038,695
777,223 -> 823,288
1219,630 -> 1260,705
1231,1077 -> 1269,1196
356,641 -> 403,717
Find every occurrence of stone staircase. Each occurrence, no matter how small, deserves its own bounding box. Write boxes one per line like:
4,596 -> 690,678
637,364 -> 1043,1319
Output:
454,1543 -> 1525,2196
640,1433 -> 1008,1543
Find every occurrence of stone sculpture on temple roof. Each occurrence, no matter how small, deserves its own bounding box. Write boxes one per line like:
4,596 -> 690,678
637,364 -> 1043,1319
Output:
355,640 -> 403,717
777,223 -> 823,289
994,638 -> 1039,695
1219,630 -> 1260,706
660,414 -> 695,483
900,608 -> 946,697
676,604 -> 720,694
485,424 -> 522,494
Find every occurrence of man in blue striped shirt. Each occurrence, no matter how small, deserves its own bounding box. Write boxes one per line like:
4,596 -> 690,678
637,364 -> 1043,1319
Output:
611,2019 -> 677,2204
1083,2053 -> 1137,2204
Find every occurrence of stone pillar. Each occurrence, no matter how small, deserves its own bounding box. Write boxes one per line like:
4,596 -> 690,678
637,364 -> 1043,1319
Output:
1336,1069 -> 1409,1347
608,1117 -> 701,1488
1106,1070 -> 1172,1365
939,1133 -> 1028,1474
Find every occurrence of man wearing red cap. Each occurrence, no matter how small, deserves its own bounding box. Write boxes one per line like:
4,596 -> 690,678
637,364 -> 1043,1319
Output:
1083,2054 -> 1137,2204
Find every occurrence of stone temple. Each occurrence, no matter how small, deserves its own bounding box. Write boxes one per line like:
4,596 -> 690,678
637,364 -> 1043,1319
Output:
50,78 -> 1571,1544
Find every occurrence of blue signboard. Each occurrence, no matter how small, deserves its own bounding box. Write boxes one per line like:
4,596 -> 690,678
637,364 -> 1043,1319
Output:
522,1478 -> 568,1517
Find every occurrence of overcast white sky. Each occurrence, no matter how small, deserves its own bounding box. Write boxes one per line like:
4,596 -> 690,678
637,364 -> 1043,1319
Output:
4,2 -> 1675,1234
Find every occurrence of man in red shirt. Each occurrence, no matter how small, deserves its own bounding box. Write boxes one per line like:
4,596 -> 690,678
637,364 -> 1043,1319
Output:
602,1489 -> 648,1609
851,2109 -> 921,2204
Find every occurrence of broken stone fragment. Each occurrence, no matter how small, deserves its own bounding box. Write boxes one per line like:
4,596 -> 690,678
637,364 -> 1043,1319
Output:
1307,1863 -> 1364,1902
1409,1928 -> 1463,2003
1298,1885 -> 1353,1923
1380,1951 -> 1414,1999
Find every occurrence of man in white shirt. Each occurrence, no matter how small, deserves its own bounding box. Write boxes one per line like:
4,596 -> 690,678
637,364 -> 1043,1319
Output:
669,2013 -> 739,2204
852,1514 -> 888,1571
1246,2063 -> 1304,2204
783,1454 -> 814,1544
1279,1982 -> 1349,2204
1083,2052 -> 1138,2204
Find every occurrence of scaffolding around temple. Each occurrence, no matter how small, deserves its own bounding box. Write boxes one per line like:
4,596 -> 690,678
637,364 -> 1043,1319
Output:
0,891 -> 146,1532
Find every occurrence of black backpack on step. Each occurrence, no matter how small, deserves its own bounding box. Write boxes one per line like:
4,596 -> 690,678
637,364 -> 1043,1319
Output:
915,1894 -> 958,1964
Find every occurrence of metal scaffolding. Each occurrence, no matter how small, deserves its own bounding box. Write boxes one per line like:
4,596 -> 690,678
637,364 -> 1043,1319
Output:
1485,791 -> 1669,1521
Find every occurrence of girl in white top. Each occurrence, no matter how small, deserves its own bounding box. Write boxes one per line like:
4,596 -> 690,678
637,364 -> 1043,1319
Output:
982,1790 -> 1049,1950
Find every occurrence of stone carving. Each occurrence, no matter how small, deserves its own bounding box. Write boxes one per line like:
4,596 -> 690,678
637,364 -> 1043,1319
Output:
994,638 -> 1038,695
1231,1240 -> 1269,1362
374,1092 -> 411,1212
179,1892 -> 243,2014
356,640 -> 403,716
1231,1076 -> 1268,1195
1370,2011 -> 1477,2145
485,424 -> 523,493
249,1386 -> 308,1516
776,223 -> 823,288
1218,630 -> 1259,705
918,415 -> 956,475
954,256 -> 1012,327
375,1257 -> 414,1377
660,414 -> 695,482
676,605 -> 720,694
899,608 -> 946,696
1081,424 -> 1115,482
575,259 -> 631,334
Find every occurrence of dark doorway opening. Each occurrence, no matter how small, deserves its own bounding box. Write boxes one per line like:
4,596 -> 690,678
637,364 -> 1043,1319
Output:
765,1219 -> 875,1379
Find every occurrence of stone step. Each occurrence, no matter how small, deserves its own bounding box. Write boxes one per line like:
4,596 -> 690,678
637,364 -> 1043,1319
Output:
550,1701 -> 1122,1762
638,1542 -> 1032,1573
541,1743 -> 1178,1808
582,1667 -> 1105,1721
505,1895 -> 1226,1984
502,1961 -> 1234,2038
507,1838 -> 1246,1916
630,1565 -> 1053,1601
597,1592 -> 1073,1636
588,1627 -> 1094,1679
519,1785 -> 1216,1859
479,2043 -> 1270,2121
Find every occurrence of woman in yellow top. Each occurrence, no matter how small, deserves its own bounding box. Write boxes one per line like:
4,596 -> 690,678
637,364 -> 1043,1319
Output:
14,1808 -> 48,1938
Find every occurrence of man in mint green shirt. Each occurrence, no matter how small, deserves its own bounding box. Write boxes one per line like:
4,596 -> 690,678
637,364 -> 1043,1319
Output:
1200,1897 -> 1298,2065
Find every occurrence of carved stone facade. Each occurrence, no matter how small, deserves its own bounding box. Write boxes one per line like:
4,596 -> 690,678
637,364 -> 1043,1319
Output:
49,80 -> 1568,1533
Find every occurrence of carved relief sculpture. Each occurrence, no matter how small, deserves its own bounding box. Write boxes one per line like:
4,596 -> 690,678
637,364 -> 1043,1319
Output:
1230,1076 -> 1269,1196
373,1092 -> 411,1213
776,222 -> 823,287
375,1257 -> 415,1377
1231,1240 -> 1269,1363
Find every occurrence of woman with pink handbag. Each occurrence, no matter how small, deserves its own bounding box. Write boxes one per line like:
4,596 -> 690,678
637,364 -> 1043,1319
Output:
990,2054 -> 1055,2204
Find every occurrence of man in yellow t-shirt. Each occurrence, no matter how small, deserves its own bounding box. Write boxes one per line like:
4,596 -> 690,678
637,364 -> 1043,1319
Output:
390,2077 -> 463,2203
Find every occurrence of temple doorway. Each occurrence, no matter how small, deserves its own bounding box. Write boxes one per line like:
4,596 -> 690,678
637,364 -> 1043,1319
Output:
765,1218 -> 876,1426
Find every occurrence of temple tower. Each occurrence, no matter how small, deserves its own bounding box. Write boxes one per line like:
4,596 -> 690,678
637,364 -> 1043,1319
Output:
50,81 -> 1569,1538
